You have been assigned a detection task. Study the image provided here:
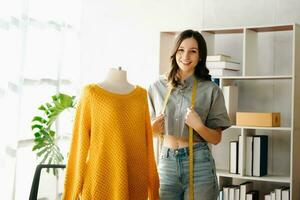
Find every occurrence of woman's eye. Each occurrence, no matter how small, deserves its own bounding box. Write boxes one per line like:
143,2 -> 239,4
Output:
177,49 -> 184,52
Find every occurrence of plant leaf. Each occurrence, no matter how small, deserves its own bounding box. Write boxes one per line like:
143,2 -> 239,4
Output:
39,150 -> 50,164
32,142 -> 46,151
37,146 -> 49,157
32,116 -> 47,123
31,124 -> 43,130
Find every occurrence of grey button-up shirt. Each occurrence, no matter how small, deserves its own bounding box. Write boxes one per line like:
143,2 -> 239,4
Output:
148,74 -> 231,142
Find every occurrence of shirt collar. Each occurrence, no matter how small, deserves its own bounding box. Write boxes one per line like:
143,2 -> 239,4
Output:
179,74 -> 196,89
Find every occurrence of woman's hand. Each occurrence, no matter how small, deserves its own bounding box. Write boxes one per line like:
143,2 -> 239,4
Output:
185,107 -> 222,145
185,107 -> 204,130
151,114 -> 165,135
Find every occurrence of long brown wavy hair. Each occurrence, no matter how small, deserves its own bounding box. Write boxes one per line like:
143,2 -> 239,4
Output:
167,29 -> 211,87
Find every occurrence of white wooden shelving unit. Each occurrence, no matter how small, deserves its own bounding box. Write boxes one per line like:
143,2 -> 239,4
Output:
159,23 -> 300,200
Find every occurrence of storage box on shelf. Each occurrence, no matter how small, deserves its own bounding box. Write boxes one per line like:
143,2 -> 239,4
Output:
159,23 -> 300,200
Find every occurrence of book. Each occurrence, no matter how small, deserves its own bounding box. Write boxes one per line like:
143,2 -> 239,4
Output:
234,187 -> 240,200
264,194 -> 271,200
207,54 -> 232,62
209,68 -> 239,77
223,186 -> 230,200
218,190 -> 224,200
270,191 -> 276,200
207,61 -> 240,70
238,135 -> 242,174
228,185 -> 239,200
281,187 -> 290,200
245,136 -> 253,176
252,135 -> 268,177
246,190 -> 259,200
240,182 -> 253,200
229,186 -> 235,200
230,141 -> 239,174
222,85 -> 238,124
275,186 -> 289,200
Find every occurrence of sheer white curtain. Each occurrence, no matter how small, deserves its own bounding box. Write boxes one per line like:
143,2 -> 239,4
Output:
0,0 -> 82,199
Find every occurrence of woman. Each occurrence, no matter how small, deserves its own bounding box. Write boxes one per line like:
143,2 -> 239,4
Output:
148,29 -> 231,200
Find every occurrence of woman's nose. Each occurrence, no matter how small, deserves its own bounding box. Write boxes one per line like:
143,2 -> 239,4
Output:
182,51 -> 189,59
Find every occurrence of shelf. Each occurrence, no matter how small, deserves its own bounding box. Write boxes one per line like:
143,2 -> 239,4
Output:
160,23 -> 300,199
214,75 -> 292,80
229,125 -> 292,131
217,169 -> 290,183
202,28 -> 244,34
247,24 -> 294,32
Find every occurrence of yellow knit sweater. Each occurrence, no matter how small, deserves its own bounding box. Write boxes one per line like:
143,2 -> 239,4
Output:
62,84 -> 159,200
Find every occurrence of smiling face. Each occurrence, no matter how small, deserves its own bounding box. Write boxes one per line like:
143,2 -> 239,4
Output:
175,37 -> 200,79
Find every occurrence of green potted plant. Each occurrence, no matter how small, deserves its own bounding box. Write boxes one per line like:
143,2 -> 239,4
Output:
31,93 -> 76,175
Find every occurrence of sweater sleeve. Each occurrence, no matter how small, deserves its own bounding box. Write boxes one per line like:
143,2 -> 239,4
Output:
62,86 -> 91,200
145,93 -> 160,200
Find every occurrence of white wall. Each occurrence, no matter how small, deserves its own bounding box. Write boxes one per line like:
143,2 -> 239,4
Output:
80,0 -> 300,88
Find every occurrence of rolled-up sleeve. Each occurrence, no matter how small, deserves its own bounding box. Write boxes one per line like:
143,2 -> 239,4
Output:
206,87 -> 231,130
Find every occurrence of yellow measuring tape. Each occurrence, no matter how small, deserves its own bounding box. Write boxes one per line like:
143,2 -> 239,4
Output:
189,79 -> 198,200
160,79 -> 198,200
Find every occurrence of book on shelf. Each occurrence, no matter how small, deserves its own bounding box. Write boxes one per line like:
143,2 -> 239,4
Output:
222,85 -> 238,124
275,186 -> 289,200
245,136 -> 253,176
238,135 -> 242,174
209,68 -> 239,77
240,182 -> 253,200
246,190 -> 259,200
234,187 -> 240,200
270,191 -> 276,200
230,141 -> 239,174
206,61 -> 240,71
207,54 -> 232,62
218,190 -> 223,200
229,186 -> 240,200
281,187 -> 290,200
253,135 -> 268,177
264,194 -> 271,200
229,186 -> 235,200
223,186 -> 230,200
223,185 -> 239,200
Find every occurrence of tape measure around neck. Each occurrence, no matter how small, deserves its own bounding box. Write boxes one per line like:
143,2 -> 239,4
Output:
160,79 -> 198,200
189,79 -> 198,200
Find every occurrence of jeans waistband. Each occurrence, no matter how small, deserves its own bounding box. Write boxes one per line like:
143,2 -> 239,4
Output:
161,142 -> 208,158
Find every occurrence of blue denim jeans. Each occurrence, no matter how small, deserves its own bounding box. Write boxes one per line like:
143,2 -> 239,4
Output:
158,142 -> 219,200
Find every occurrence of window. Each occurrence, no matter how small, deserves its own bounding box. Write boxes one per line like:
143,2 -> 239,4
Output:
0,0 -> 82,198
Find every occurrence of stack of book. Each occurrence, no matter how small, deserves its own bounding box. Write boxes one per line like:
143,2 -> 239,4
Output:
219,184 -> 290,200
264,187 -> 289,200
245,135 -> 268,177
229,135 -> 268,177
207,54 -> 240,77
219,182 -> 257,200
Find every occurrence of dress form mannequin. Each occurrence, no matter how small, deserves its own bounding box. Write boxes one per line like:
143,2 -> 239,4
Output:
99,67 -> 135,94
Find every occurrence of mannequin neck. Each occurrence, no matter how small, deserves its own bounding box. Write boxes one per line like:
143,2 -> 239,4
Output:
99,68 -> 135,94
104,68 -> 128,84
